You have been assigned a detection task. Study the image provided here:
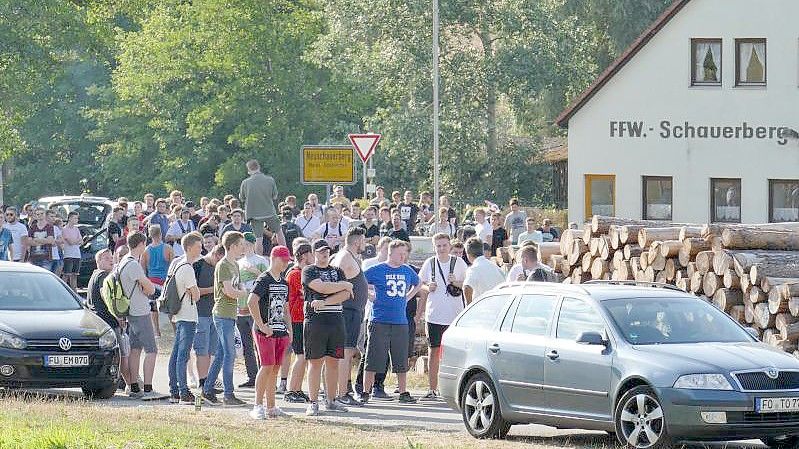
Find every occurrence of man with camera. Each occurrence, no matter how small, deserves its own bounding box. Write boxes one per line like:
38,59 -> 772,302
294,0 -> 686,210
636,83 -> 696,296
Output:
417,233 -> 467,401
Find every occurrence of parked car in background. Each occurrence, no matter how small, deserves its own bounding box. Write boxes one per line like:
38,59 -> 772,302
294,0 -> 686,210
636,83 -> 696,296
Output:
0,262 -> 120,398
440,280 -> 799,449
35,195 -> 112,287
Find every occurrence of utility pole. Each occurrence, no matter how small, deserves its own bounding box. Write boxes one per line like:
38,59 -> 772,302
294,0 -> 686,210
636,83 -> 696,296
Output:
432,0 -> 440,215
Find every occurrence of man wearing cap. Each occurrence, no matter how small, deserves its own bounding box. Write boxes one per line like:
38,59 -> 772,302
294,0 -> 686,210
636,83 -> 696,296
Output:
236,232 -> 270,388
302,239 -> 353,416
248,245 -> 293,420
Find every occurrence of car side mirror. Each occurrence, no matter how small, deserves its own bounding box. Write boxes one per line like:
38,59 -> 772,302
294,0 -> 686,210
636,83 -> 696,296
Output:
577,331 -> 606,346
745,327 -> 760,339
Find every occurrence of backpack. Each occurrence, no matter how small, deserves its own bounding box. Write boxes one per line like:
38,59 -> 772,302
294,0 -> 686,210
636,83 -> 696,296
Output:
158,262 -> 191,316
100,258 -> 136,318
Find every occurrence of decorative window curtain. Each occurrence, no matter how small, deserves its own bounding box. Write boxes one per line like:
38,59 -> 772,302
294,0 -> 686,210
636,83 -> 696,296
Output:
738,41 -> 766,83
694,42 -> 721,83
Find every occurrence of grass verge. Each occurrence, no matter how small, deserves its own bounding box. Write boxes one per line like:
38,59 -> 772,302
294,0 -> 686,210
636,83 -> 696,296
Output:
0,395 -> 615,449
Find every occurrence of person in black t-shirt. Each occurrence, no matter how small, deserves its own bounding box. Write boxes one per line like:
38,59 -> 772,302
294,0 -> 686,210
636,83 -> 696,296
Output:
382,211 -> 410,242
279,207 -> 303,255
248,245 -> 293,419
301,240 -> 353,415
193,244 -> 224,388
107,207 -> 125,251
359,206 -> 381,246
398,191 -> 420,235
87,248 -> 132,389
490,211 -> 509,258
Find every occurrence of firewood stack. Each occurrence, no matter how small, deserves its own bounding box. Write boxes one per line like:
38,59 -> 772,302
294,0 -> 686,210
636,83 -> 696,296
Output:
542,216 -> 799,356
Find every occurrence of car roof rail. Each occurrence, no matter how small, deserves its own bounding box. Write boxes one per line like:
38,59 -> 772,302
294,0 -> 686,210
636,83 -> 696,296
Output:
496,281 -> 590,294
583,280 -> 683,292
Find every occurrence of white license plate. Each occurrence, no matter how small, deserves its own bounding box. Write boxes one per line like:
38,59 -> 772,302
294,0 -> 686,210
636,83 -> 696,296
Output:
756,397 -> 799,413
44,355 -> 89,367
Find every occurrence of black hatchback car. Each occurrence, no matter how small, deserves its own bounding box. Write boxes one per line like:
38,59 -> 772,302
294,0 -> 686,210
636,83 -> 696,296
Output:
0,262 -> 120,398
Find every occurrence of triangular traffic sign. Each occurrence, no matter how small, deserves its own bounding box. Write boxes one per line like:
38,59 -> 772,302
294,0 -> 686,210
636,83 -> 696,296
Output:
348,133 -> 381,163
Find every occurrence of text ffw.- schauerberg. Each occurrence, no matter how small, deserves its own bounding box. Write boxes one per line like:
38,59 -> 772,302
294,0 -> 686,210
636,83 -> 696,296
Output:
609,120 -> 794,146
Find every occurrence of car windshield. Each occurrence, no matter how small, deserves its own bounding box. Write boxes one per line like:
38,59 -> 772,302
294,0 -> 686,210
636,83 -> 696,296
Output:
604,297 -> 753,345
50,202 -> 110,228
0,272 -> 82,311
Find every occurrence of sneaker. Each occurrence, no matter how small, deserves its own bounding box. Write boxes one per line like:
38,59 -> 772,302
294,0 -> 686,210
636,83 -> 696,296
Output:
180,391 -> 196,405
306,401 -> 320,416
249,405 -> 266,420
202,391 -> 220,406
276,381 -> 287,395
238,379 -> 256,388
117,378 -> 127,391
169,392 -> 181,404
223,395 -> 246,407
336,393 -> 363,407
420,390 -> 438,401
393,387 -> 400,394
398,392 -> 417,404
358,392 -> 370,404
142,390 -> 167,401
324,400 -> 349,412
126,387 -> 143,399
371,388 -> 393,401
298,391 -> 311,403
268,406 -> 290,418
284,391 -> 306,403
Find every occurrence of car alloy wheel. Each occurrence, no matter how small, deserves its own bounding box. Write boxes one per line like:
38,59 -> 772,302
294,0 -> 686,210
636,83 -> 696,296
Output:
616,386 -> 667,449
461,373 -> 510,439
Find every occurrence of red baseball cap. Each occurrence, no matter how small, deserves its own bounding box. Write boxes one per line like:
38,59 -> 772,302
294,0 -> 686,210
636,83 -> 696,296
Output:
270,245 -> 291,260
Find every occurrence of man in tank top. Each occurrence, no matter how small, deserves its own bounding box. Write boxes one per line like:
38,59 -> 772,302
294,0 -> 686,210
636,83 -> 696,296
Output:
330,226 -> 369,406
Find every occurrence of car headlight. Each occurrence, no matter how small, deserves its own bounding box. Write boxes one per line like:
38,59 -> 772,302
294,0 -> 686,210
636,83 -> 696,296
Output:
0,330 -> 27,350
98,329 -> 117,350
674,374 -> 733,390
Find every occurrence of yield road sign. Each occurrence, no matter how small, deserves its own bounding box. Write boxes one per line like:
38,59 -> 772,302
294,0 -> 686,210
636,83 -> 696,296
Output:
348,133 -> 381,163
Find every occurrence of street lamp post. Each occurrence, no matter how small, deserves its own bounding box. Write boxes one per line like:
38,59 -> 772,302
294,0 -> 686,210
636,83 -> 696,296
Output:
432,0 -> 440,216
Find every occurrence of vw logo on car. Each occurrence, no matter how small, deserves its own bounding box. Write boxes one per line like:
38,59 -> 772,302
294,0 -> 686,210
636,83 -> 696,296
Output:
58,337 -> 72,352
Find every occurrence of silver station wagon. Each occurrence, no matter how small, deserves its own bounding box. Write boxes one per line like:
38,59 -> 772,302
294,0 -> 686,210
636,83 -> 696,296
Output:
439,281 -> 799,449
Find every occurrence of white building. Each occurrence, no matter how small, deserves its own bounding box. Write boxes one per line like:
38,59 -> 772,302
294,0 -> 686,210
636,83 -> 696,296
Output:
556,0 -> 799,225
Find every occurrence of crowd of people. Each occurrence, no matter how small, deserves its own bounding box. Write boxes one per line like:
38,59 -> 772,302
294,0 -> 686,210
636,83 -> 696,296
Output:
0,159 -> 564,419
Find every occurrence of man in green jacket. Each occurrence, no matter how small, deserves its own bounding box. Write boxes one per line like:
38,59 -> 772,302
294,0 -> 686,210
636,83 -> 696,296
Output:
240,159 -> 286,255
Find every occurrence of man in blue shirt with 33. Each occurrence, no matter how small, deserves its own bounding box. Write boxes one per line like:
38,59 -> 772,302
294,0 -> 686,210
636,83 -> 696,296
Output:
361,240 -> 421,404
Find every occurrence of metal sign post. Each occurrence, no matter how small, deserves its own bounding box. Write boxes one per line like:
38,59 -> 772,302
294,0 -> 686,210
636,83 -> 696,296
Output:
432,0 -> 440,215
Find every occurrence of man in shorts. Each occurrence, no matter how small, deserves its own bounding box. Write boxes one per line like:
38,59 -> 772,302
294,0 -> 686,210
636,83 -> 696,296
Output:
331,227 -> 368,406
239,159 -> 285,255
119,232 -> 159,398
284,241 -> 313,403
193,243 -> 224,389
87,248 -> 131,392
418,233 -> 467,400
361,240 -> 421,404
248,245 -> 293,419
302,239 -> 353,416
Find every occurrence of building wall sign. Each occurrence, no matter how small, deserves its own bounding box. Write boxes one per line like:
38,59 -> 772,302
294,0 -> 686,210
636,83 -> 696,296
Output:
609,120 -> 793,145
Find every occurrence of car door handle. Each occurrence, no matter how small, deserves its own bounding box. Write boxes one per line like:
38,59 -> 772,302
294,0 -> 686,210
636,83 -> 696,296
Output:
488,343 -> 500,354
546,350 -> 559,360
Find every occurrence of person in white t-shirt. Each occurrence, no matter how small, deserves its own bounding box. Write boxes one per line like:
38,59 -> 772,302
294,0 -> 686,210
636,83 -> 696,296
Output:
507,242 -> 555,282
506,239 -> 539,282
312,208 -> 348,252
516,217 -> 543,246
167,232 -> 202,404
418,233 -> 467,401
463,237 -> 506,304
473,208 -> 492,247
166,209 -> 196,257
295,202 -> 322,238
2,207 -> 27,262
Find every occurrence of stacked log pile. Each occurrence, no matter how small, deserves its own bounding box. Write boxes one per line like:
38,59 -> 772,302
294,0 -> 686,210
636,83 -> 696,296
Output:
542,216 -> 799,356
